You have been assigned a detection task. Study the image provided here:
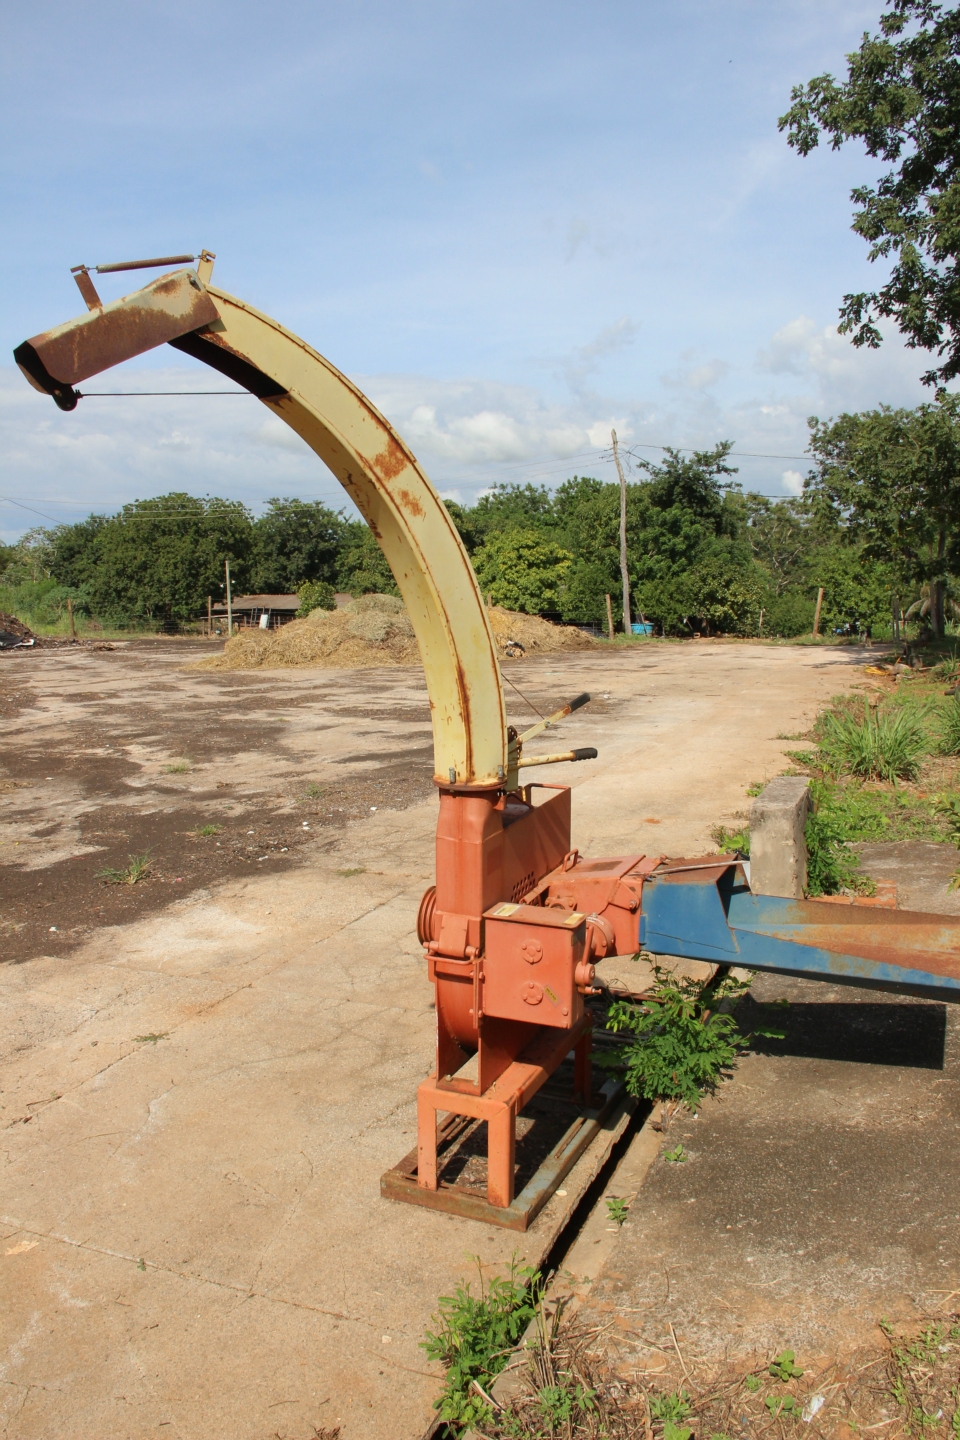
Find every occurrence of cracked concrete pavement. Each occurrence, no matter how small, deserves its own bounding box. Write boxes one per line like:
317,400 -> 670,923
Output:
1,639 -> 875,1438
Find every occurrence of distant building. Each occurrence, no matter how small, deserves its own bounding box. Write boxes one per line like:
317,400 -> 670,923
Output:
211,594 -> 300,630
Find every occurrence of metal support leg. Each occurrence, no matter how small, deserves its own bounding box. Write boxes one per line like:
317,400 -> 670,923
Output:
417,1087 -> 438,1191
574,1029 -> 592,1105
486,1103 -> 516,1209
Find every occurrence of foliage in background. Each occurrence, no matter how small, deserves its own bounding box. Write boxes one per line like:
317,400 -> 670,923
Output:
251,498 -> 346,593
422,1257 -> 540,1432
473,528 -> 573,614
296,579 -> 337,616
807,398 -> 960,637
599,965 -> 781,1109
780,0 -> 960,389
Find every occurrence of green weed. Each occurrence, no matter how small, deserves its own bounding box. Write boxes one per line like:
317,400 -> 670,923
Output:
744,1373 -> 762,1393
534,1380 -> 596,1428
605,1196 -> 629,1226
712,824 -> 750,858
133,1032 -> 168,1044
651,1390 -> 692,1440
162,759 -> 192,774
940,697 -> 960,756
663,1144 -> 687,1163
337,867 -> 366,877
598,965 -> 783,1110
301,782 -> 324,800
815,701 -> 926,782
190,823 -> 222,837
422,1256 -> 539,1431
769,1348 -> 804,1381
765,1394 -> 799,1417
97,851 -> 152,885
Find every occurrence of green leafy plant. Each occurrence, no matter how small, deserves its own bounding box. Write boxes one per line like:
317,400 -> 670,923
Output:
712,824 -> 750,858
422,1256 -> 539,1431
599,965 -> 781,1109
605,1196 -> 629,1226
663,1144 -> 687,1163
769,1348 -> 804,1382
744,1374 -> 762,1393
302,781 -> 324,800
97,851 -> 153,885
651,1390 -> 692,1439
766,1393 -> 799,1417
535,1379 -> 596,1428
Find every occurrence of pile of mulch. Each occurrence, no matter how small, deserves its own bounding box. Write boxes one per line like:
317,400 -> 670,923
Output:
0,612 -> 40,650
0,611 -> 117,654
196,594 -> 597,672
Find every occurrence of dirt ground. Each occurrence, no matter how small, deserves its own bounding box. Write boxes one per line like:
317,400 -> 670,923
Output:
3,636 -> 935,1440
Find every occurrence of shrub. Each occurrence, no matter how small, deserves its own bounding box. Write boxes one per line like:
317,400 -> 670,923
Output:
938,696 -> 960,756
296,579 -> 336,616
422,1257 -> 540,1431
599,965 -> 780,1109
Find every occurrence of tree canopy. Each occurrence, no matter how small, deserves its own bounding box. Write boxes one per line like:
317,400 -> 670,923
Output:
780,0 -> 960,385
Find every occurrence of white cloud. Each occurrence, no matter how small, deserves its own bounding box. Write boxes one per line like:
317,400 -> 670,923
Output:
782,469 -> 805,495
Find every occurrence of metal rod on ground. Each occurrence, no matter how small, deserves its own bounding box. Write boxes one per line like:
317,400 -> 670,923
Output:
611,428 -> 632,635
813,585 -> 824,638
225,560 -> 233,637
605,592 -> 615,642
66,598 -> 77,640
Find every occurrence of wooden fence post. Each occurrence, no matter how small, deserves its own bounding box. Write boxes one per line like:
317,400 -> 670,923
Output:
812,586 -> 824,638
605,593 -> 615,641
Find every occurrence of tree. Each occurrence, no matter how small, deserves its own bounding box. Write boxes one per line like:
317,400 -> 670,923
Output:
335,522 -> 399,596
251,498 -> 346,592
472,529 -> 572,614
469,483 -> 555,543
88,493 -> 254,625
780,0 -> 960,386
807,394 -> 960,634
50,515 -> 109,593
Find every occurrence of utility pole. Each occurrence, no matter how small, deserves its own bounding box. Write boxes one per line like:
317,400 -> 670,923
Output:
812,585 -> 824,639
611,429 -> 631,635
207,595 -> 212,637
225,559 -> 233,637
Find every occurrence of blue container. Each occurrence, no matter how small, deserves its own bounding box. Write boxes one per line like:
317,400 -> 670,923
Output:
631,622 -> 653,636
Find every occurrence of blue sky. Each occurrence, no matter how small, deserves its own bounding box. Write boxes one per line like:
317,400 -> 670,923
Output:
0,0 -> 936,541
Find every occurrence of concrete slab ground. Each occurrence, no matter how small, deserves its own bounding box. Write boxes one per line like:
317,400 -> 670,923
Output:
576,870 -> 960,1379
1,640 -> 876,1439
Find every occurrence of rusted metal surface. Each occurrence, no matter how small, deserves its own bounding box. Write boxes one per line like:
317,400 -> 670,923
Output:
15,269 -> 218,396
70,266 -> 102,311
95,254 -> 197,273
382,1077 -> 628,1230
642,861 -> 960,1003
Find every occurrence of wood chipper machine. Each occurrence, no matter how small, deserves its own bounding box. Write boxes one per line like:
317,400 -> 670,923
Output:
15,254 -> 960,1229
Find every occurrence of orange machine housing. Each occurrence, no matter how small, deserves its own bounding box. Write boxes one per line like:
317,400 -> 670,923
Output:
415,782 -> 659,1209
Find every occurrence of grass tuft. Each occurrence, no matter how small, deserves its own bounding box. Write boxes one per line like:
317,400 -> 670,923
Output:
97,851 -> 152,885
162,759 -> 192,774
190,823 -> 222,837
815,701 -> 926,782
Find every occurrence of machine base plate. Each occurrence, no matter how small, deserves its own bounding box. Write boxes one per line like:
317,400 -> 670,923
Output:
381,1077 -> 626,1230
